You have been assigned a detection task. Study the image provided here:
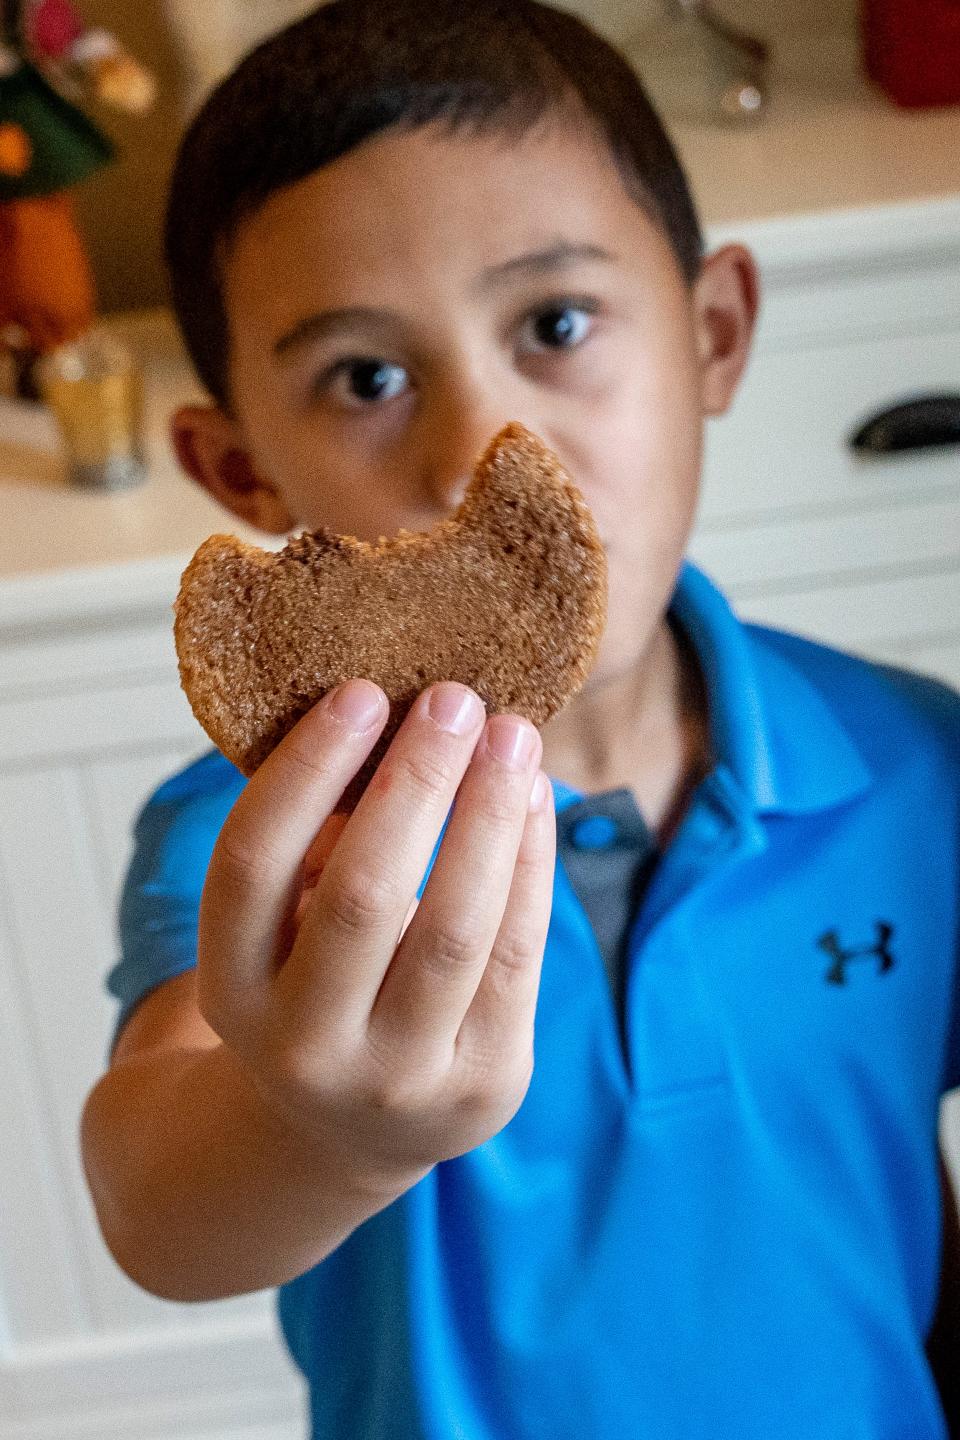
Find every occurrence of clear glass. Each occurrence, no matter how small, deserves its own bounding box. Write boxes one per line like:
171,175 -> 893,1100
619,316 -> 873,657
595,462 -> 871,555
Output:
37,327 -> 147,491
628,0 -> 769,127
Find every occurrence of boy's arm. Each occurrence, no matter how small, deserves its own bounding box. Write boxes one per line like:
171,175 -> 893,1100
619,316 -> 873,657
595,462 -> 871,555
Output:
82,681 -> 554,1303
81,969 -> 404,1302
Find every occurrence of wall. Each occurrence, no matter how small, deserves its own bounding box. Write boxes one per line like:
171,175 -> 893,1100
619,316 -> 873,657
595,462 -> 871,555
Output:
71,0 -> 860,316
70,0 -> 325,314
70,0 -> 185,315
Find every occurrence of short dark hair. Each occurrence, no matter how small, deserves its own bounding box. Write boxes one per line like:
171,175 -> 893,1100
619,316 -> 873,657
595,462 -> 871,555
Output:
164,0 -> 704,408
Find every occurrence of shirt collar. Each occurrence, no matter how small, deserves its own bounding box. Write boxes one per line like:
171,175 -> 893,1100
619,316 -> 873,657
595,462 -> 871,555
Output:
552,561 -> 872,819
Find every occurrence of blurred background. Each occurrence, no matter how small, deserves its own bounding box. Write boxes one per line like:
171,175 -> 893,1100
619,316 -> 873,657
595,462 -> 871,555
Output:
1,4 -> 958,1439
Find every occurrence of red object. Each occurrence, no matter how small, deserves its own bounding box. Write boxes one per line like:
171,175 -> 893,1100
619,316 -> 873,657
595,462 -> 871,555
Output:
26,0 -> 85,61
861,0 -> 960,107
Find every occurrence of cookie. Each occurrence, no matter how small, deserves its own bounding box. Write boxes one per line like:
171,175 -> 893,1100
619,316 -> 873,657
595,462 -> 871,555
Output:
174,422 -> 607,808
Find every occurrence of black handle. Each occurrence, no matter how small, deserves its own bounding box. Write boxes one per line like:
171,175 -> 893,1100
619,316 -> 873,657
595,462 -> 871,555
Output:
849,393 -> 960,455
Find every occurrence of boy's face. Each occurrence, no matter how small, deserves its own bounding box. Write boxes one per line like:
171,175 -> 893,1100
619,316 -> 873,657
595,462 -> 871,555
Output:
176,115 -> 757,692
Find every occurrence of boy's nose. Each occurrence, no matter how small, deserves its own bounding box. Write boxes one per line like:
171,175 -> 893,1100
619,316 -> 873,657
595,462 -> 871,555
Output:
419,447 -> 478,514
419,409 -> 521,513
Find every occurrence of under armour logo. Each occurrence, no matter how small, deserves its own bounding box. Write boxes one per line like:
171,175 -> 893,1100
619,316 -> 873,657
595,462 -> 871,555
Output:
817,922 -> 895,985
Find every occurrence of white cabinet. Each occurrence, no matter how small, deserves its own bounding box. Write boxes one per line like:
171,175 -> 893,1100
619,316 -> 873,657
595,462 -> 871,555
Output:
0,583 -> 308,1439
691,199 -> 960,691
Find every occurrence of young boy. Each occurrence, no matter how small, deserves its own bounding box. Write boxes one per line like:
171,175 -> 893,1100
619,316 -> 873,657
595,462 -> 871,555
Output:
80,2 -> 960,1434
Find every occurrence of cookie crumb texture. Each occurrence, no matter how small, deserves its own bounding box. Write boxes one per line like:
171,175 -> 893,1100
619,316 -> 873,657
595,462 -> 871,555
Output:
174,423 -> 608,810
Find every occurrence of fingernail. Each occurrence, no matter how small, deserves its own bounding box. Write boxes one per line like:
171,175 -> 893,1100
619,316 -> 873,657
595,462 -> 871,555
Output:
426,682 -> 485,735
328,679 -> 384,732
485,715 -> 539,770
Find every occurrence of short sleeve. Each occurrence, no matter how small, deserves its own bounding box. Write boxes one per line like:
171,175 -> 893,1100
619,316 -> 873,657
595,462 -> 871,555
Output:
106,750 -> 246,1056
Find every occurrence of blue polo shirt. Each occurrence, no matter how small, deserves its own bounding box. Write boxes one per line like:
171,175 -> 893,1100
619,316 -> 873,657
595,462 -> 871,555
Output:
108,562 -> 960,1439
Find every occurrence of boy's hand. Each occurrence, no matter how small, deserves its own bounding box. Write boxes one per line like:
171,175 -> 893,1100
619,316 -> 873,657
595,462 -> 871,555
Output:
197,678 -> 555,1200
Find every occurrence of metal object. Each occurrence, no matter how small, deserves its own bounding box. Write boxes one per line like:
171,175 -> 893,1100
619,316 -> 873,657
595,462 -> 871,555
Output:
630,0 -> 770,125
37,327 -> 148,491
680,0 -> 768,119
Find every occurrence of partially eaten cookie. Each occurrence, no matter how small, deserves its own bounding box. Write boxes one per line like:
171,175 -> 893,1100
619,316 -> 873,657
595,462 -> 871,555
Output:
174,422 -> 608,808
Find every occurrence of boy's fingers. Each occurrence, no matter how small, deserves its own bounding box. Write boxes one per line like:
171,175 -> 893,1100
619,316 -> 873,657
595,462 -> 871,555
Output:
303,812 -> 351,883
366,717 -> 543,1061
400,896 -> 420,939
457,774 -> 555,1071
198,681 -> 389,1030
289,813 -> 388,939
281,682 -> 488,1028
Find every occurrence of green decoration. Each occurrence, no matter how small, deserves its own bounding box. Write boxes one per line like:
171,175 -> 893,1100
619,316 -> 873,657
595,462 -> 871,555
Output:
0,57 -> 112,202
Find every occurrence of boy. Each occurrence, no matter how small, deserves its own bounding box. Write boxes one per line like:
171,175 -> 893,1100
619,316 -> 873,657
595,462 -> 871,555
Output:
80,2 -> 960,1435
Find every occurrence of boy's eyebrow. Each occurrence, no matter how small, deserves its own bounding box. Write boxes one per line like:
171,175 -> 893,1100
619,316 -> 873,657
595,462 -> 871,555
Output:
273,241 -> 617,358
474,240 -> 618,291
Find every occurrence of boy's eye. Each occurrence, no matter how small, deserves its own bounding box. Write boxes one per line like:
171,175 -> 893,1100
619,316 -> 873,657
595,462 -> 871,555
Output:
524,301 -> 596,352
315,300 -> 597,408
324,358 -> 409,407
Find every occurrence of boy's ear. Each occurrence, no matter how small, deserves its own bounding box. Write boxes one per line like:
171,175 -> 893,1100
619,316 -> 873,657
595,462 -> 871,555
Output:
692,244 -> 761,418
171,405 -> 295,535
